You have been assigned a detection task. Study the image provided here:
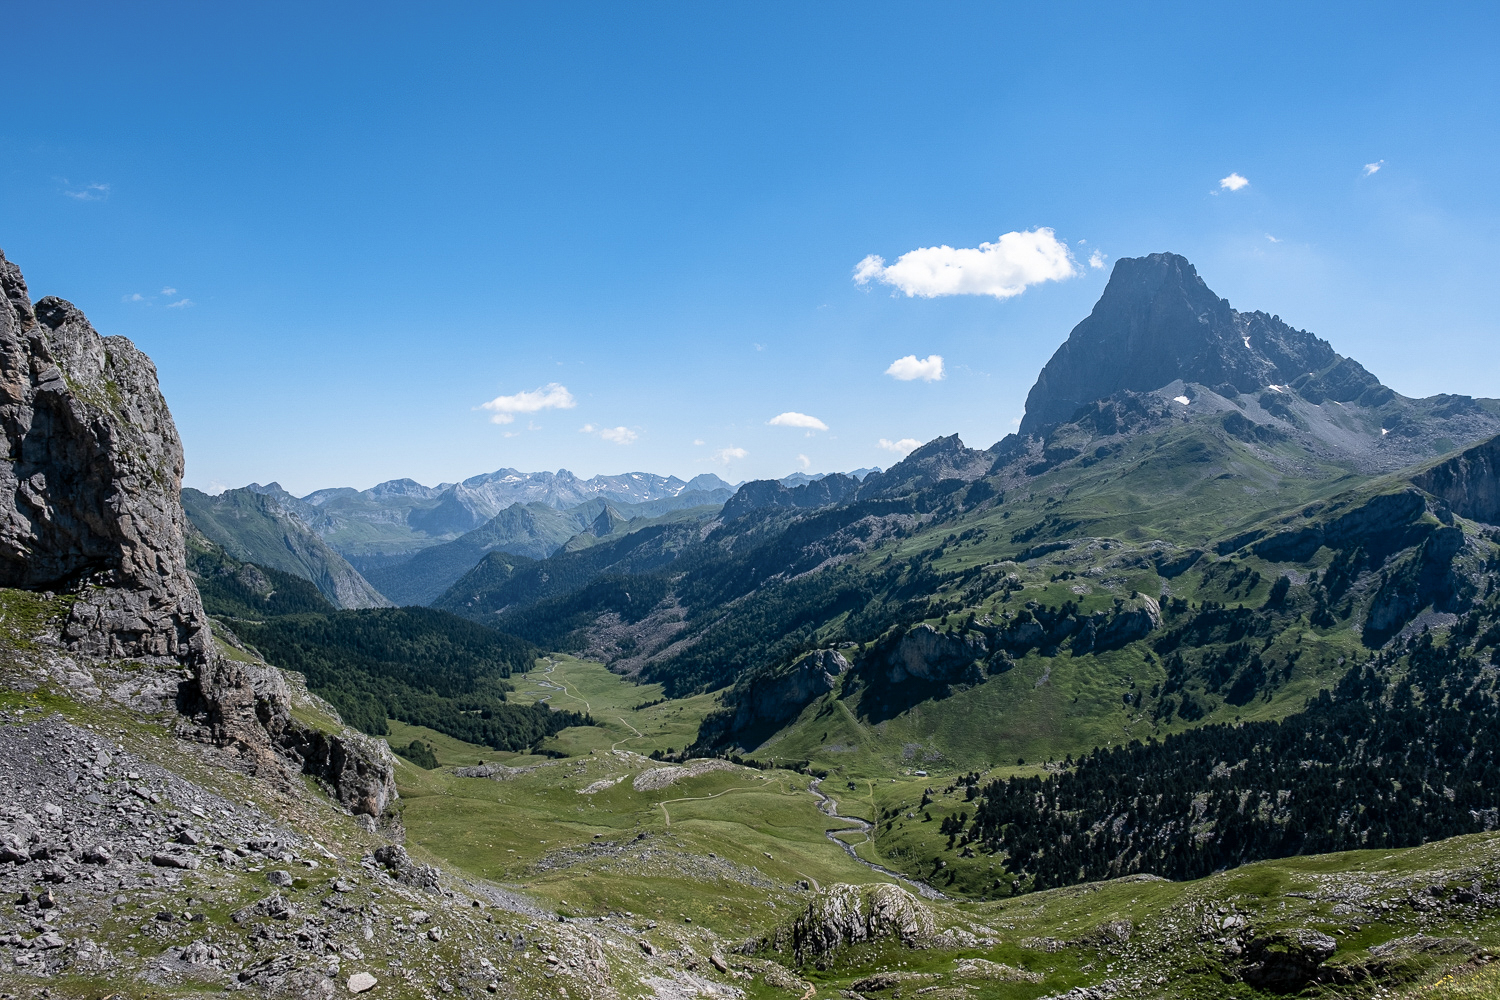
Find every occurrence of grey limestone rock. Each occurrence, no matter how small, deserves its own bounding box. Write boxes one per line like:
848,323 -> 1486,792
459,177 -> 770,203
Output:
1413,432 -> 1500,524
0,249 -> 397,821
881,624 -> 986,684
0,250 -> 210,665
772,882 -> 935,967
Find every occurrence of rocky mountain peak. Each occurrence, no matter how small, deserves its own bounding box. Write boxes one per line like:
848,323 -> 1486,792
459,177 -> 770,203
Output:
1019,252 -> 1355,437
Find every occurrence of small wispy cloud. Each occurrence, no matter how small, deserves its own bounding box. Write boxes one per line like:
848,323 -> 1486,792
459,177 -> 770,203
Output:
712,446 -> 747,465
122,293 -> 145,303
797,454 -> 811,470
853,227 -> 1076,300
878,438 -> 922,455
165,298 -> 194,309
1219,173 -> 1250,192
692,439 -> 705,446
1265,234 -> 1280,243
161,287 -> 177,296
768,411 -> 828,431
599,426 -> 637,444
1088,250 -> 1106,270
885,355 -> 944,382
1363,160 -> 1385,177
62,181 -> 110,201
480,382 -> 576,425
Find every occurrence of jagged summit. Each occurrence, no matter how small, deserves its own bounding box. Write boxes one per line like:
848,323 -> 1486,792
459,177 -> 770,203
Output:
1019,252 -> 1377,437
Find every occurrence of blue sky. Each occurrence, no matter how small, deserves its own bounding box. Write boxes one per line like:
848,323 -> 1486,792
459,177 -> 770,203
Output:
2,3 -> 1497,495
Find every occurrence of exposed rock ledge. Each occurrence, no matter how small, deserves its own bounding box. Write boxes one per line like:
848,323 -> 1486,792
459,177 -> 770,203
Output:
0,248 -> 395,825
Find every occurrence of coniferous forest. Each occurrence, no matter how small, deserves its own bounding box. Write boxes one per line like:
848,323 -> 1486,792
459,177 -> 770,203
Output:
233,607 -> 589,750
971,601 -> 1500,893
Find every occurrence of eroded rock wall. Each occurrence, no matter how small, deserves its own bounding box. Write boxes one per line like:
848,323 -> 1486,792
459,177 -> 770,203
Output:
0,249 -> 395,824
0,251 -> 209,664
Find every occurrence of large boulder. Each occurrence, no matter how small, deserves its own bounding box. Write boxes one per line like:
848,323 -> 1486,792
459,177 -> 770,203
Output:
1241,928 -> 1338,991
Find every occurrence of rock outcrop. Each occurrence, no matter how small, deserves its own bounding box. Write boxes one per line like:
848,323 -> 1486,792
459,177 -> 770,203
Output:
728,649 -> 850,732
0,249 -> 396,822
0,250 -> 211,664
878,625 -> 986,684
768,883 -> 935,967
1413,432 -> 1500,524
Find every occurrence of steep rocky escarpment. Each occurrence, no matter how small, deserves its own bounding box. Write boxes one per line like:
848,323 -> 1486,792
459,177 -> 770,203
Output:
1412,432 -> 1500,524
0,252 -> 210,664
0,249 -> 394,822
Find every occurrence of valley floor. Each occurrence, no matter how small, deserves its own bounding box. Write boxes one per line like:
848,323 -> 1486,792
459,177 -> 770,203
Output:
9,641 -> 1500,999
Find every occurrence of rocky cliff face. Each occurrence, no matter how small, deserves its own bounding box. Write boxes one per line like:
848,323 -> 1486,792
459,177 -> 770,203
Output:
181,486 -> 393,609
1020,253 -> 1364,437
0,249 -> 395,822
767,882 -> 935,967
0,251 -> 210,664
1413,433 -> 1500,525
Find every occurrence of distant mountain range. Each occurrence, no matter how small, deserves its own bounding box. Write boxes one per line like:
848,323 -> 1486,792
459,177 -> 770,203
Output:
184,465 -> 899,609
244,469 -> 737,555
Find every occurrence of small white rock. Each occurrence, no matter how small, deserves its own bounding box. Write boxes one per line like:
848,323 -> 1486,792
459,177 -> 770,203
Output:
347,971 -> 377,993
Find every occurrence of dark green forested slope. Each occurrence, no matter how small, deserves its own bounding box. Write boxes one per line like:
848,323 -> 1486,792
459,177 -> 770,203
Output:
969,592 -> 1500,894
233,607 -> 589,749
187,527 -> 336,619
189,535 -> 588,751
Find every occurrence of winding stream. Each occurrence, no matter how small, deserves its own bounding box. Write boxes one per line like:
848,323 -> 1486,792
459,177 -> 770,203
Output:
808,778 -> 945,899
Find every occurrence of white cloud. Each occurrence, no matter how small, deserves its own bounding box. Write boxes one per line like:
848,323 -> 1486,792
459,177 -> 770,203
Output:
579,423 -> 595,433
1363,160 -> 1384,176
480,382 -> 576,424
1219,173 -> 1250,191
1266,234 -> 1280,243
852,227 -> 1076,299
693,439 -> 705,446
599,426 -> 637,444
161,287 -> 177,296
878,438 -> 922,455
62,181 -> 110,201
768,411 -> 829,431
797,454 -> 811,470
122,293 -> 145,303
885,354 -> 945,382
165,298 -> 194,309
712,447 -> 747,465
1088,250 -> 1106,270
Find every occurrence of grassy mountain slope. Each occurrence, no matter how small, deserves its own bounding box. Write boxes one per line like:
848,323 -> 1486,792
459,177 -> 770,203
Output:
182,486 -> 393,609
